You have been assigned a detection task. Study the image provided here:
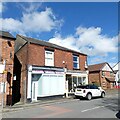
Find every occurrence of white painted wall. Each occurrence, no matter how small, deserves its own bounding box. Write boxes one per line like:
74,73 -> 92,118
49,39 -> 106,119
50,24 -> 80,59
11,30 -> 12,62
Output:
113,62 -> 120,85
27,66 -> 32,99
0,64 -> 5,73
113,62 -> 120,71
102,64 -> 112,71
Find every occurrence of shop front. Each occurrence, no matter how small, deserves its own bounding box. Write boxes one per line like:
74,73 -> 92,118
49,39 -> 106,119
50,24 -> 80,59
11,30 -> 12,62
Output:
66,70 -> 88,93
27,65 -> 65,102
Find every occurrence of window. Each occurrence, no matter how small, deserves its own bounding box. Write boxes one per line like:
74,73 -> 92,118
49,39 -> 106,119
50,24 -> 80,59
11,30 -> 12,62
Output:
45,50 -> 54,66
73,76 -> 77,88
73,55 -> 79,69
102,71 -> 105,76
89,85 -> 98,89
110,72 -> 113,77
78,77 -> 82,85
85,61 -> 88,68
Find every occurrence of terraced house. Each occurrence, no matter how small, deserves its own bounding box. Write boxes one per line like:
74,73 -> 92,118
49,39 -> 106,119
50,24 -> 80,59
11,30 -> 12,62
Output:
14,34 -> 88,103
0,31 -> 15,106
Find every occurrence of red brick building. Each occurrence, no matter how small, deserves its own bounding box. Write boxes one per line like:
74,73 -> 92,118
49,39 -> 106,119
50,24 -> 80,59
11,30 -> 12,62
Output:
14,34 -> 88,103
0,31 -> 15,106
88,62 -> 115,89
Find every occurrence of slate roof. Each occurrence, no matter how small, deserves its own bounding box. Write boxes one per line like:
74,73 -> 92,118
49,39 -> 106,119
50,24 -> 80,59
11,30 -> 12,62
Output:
88,62 -> 107,72
0,31 -> 15,40
18,34 -> 87,56
105,77 -> 115,82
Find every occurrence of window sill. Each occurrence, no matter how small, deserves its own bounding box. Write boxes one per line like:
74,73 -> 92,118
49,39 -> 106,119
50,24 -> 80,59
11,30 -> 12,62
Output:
73,68 -> 80,70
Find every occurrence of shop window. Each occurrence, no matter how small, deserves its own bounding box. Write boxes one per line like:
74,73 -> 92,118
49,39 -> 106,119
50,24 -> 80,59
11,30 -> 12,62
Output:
78,77 -> 82,85
83,77 -> 86,84
73,55 -> 79,69
32,74 -> 41,81
45,50 -> 54,66
73,76 -> 77,88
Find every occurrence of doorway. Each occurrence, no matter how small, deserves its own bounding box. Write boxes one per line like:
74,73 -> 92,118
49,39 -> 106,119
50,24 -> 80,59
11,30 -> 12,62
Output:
31,74 -> 41,101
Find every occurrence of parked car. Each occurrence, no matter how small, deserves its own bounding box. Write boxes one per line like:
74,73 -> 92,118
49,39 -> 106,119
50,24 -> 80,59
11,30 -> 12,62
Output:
74,84 -> 105,100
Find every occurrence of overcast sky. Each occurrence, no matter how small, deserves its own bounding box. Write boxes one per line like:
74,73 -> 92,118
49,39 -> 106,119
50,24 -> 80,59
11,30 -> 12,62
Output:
0,2 -> 118,66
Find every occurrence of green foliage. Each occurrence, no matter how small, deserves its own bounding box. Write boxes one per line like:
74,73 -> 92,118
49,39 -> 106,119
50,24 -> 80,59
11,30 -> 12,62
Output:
91,82 -> 100,87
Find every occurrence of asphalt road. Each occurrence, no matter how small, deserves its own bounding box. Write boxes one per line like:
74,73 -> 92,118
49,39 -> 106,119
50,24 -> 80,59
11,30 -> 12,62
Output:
2,92 -> 119,118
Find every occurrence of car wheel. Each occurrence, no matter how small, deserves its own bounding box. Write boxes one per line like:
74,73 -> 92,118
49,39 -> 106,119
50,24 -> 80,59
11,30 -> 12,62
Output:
86,93 -> 92,100
101,92 -> 105,98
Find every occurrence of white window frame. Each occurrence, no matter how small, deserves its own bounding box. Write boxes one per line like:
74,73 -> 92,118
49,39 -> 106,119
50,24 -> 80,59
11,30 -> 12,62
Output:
45,50 -> 54,66
0,82 -> 6,93
73,55 -> 79,69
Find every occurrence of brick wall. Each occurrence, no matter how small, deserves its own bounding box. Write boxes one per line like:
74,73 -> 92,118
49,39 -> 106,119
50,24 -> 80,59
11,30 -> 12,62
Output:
27,44 -> 87,70
0,37 -> 14,106
100,71 -> 115,89
88,71 -> 100,86
79,55 -> 87,71
15,44 -> 28,103
28,44 -> 45,66
89,70 -> 115,89
55,49 -> 73,70
16,42 -> 87,102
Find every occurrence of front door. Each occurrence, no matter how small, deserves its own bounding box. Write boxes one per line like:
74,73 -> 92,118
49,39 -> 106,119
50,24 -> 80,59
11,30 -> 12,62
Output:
32,81 -> 38,101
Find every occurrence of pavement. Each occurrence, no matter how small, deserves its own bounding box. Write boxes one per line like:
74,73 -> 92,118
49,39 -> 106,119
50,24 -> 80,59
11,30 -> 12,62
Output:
1,89 -> 119,113
2,95 -> 77,113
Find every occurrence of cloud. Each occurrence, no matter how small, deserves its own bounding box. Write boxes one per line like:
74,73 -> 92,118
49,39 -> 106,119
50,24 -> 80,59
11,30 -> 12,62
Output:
19,2 -> 43,13
0,7 -> 63,34
49,26 -> 118,56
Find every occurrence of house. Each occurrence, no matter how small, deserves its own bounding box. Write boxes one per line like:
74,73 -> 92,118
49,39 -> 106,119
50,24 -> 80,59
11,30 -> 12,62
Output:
0,31 -> 15,106
88,62 -> 115,89
113,62 -> 120,86
14,34 -> 88,103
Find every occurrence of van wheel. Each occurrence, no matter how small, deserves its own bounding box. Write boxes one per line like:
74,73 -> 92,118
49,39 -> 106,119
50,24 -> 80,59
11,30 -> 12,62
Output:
101,92 -> 105,98
86,93 -> 92,100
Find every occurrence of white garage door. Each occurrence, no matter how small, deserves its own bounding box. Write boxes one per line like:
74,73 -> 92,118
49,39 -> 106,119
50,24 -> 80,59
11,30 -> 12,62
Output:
38,74 -> 65,97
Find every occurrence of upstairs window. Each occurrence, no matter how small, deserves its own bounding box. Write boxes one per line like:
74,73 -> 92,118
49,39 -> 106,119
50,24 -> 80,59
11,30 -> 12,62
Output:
45,50 -> 54,66
73,55 -> 79,69
102,71 -> 105,76
110,71 -> 114,77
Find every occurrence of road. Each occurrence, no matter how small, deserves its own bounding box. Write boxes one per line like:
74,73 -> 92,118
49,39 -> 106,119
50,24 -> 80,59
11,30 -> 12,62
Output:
2,92 -> 119,118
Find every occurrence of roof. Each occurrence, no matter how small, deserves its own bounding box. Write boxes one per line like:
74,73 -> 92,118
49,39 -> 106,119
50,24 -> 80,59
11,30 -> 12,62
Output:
0,31 -> 15,40
105,77 -> 115,82
17,34 -> 87,56
112,61 -> 120,70
88,62 -> 106,72
114,70 -> 118,74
